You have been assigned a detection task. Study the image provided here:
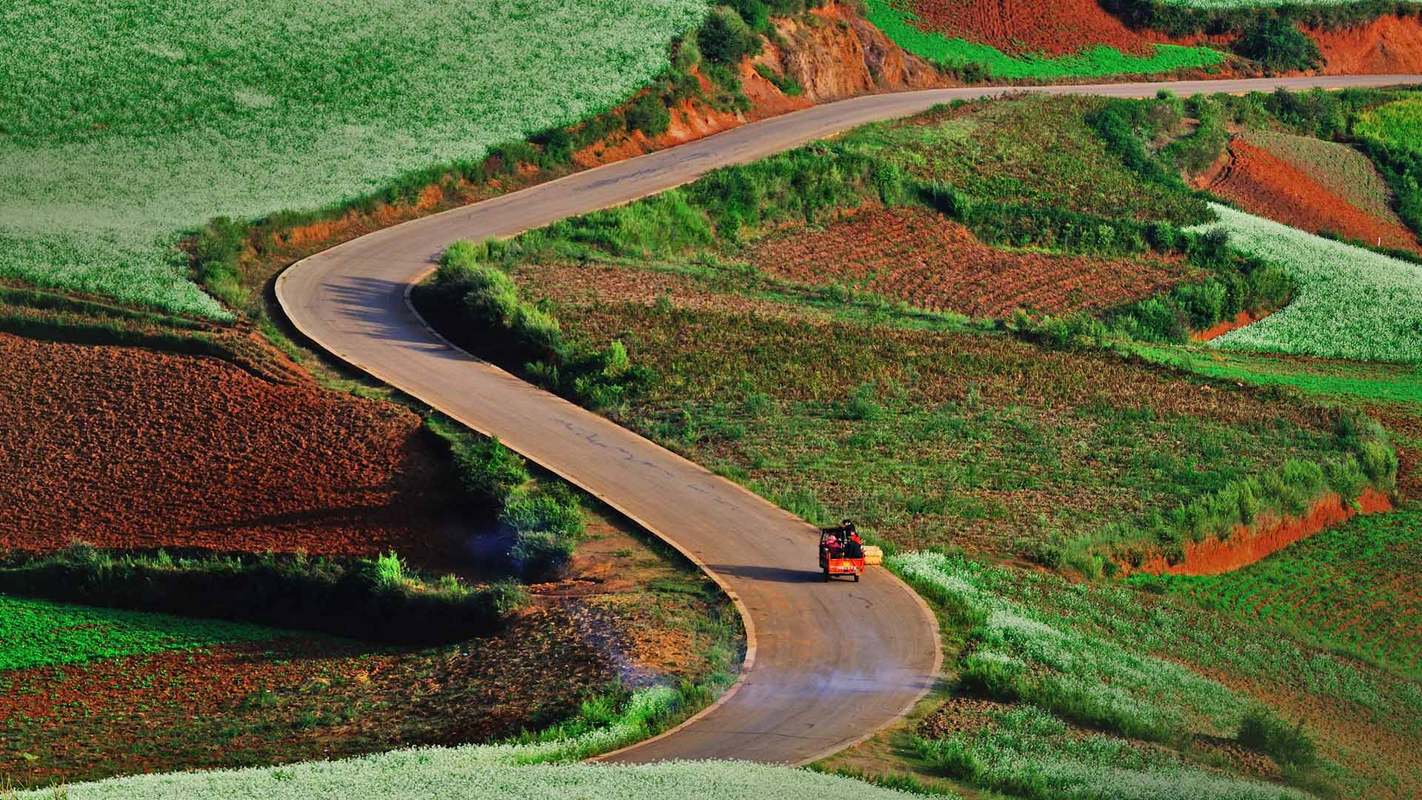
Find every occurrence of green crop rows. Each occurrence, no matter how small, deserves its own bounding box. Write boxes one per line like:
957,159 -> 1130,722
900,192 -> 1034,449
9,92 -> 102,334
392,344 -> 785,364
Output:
0,595 -> 276,671
1198,204 -> 1422,363
0,0 -> 707,317
1357,97 -> 1422,156
863,0 -> 1225,80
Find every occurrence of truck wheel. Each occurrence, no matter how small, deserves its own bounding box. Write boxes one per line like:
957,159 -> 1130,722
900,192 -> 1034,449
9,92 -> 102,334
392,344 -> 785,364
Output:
823,569 -> 830,582
853,573 -> 860,582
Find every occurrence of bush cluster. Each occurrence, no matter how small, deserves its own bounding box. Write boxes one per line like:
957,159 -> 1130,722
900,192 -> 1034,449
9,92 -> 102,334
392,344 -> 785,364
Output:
1233,15 -> 1322,73
1102,0 -> 1420,38
0,548 -> 526,645
411,240 -> 649,410
427,417 -> 585,582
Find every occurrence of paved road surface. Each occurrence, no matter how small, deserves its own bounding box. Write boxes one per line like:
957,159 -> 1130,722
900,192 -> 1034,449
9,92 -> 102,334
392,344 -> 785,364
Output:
277,74 -> 1422,765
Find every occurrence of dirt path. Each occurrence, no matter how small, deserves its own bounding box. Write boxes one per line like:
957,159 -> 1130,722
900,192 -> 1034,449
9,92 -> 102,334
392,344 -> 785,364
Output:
277,74 -> 1422,765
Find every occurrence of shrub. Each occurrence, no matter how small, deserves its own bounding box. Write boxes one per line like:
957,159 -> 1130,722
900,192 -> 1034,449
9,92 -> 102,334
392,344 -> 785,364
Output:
625,92 -> 672,137
1234,16 -> 1322,73
501,485 -> 585,581
961,651 -> 1027,699
1237,709 -> 1316,767
698,6 -> 762,65
0,548 -> 526,645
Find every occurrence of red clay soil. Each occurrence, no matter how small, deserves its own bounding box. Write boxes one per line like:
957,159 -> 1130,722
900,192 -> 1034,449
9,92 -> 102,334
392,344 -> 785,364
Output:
1135,488 -> 1393,576
1210,139 -> 1422,255
746,206 -> 1195,317
0,333 -> 452,559
575,2 -> 943,168
906,0 -> 1159,56
1313,13 -> 1422,74
1193,309 -> 1269,342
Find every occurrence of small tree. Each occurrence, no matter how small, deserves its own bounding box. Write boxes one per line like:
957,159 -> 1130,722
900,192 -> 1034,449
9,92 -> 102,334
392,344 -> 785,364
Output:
1235,16 -> 1322,73
698,6 -> 761,66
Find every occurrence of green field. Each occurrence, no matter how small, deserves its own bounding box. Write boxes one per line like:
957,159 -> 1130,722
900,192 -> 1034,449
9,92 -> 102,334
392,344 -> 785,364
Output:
1136,508 -> 1422,679
863,0 -> 1226,80
893,550 -> 1422,799
1134,345 -> 1422,406
1197,204 -> 1422,363
1357,97 -> 1422,156
0,595 -> 275,671
0,0 -> 707,317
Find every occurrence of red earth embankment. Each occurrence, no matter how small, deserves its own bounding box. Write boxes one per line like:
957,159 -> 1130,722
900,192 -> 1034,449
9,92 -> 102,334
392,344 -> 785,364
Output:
576,2 -> 944,167
1313,13 -> 1422,74
1193,309 -> 1269,342
1209,138 -> 1422,255
1135,488 -> 1393,576
0,333 -> 451,559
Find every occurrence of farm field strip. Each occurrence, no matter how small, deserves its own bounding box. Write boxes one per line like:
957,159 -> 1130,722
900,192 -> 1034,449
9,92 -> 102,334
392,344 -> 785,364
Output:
1241,130 -> 1402,222
743,206 -> 1196,318
1198,203 -> 1422,363
1210,137 -> 1422,254
863,0 -> 1226,79
0,0 -> 707,317
13,749 -> 921,800
0,595 -> 275,671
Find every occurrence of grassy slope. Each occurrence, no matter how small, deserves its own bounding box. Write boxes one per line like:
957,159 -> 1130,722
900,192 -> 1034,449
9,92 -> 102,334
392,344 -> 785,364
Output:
0,0 -> 706,317
1138,506 -> 1422,679
862,0 -> 1225,79
0,595 -> 275,671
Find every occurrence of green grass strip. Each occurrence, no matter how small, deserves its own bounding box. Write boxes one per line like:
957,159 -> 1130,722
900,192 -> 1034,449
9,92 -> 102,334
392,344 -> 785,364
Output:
863,0 -> 1226,80
0,595 -> 276,672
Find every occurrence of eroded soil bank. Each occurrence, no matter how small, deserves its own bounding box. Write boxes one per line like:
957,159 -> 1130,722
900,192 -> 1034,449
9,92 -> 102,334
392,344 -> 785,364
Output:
1134,488 -> 1394,576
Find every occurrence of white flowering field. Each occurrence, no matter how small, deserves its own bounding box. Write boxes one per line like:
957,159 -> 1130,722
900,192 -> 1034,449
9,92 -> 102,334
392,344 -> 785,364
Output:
1196,204 -> 1422,364
27,753 -> 917,800
0,0 -> 708,318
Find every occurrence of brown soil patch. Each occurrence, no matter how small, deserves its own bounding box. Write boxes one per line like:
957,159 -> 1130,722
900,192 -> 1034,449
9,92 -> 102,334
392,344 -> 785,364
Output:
0,333 -> 451,560
1313,13 -> 1422,74
1134,488 -> 1394,576
917,696 -> 1012,739
1193,309 -> 1269,342
0,603 -> 621,787
907,0 -> 1160,56
1210,139 -> 1422,255
745,207 -> 1195,318
515,262 -> 816,321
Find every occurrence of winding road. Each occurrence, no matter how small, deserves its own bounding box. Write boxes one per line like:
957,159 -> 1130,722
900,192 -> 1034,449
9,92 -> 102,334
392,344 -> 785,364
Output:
276,74 -> 1422,765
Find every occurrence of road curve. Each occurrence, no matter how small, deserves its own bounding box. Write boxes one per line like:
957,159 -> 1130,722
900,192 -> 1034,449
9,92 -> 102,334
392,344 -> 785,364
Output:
276,74 -> 1422,765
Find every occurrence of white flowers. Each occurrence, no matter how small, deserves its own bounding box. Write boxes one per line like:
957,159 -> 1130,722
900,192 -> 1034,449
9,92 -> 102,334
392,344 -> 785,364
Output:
1195,204 -> 1422,364
0,0 -> 708,317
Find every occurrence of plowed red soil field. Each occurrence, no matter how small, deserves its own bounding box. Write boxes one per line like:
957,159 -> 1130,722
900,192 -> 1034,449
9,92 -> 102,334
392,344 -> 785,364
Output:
0,333 -> 449,558
746,207 -> 1194,317
1210,139 -> 1422,255
906,0 -> 1156,56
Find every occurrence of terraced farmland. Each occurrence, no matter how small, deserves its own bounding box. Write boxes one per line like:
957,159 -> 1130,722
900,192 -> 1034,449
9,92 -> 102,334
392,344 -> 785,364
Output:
862,0 -> 1226,80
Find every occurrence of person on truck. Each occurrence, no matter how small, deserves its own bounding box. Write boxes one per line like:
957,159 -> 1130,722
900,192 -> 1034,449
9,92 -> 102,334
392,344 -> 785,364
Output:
841,519 -> 864,559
